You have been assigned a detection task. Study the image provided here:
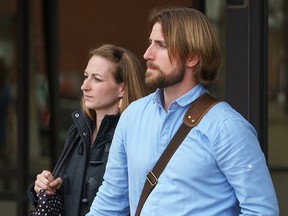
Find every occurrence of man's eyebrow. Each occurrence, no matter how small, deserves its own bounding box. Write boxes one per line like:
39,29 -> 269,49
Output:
156,39 -> 165,43
149,38 -> 165,44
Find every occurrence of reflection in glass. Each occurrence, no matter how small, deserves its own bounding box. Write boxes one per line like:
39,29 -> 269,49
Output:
0,6 -> 17,193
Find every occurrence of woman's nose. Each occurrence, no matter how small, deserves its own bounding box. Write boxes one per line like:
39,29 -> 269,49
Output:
81,79 -> 89,91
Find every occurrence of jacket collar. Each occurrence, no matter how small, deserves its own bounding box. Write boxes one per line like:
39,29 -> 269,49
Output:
71,110 -> 120,142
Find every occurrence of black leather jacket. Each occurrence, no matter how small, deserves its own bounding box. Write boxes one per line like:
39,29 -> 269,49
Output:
28,109 -> 120,216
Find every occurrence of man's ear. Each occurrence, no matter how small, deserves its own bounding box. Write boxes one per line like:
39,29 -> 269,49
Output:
186,55 -> 200,68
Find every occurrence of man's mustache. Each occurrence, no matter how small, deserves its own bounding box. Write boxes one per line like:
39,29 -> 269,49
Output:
146,61 -> 160,70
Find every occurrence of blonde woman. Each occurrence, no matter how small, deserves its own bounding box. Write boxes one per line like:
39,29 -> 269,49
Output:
28,44 -> 148,216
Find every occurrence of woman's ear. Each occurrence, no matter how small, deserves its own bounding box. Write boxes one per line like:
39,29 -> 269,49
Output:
186,55 -> 200,68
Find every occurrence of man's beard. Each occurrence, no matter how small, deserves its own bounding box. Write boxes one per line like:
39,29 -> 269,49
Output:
145,63 -> 185,89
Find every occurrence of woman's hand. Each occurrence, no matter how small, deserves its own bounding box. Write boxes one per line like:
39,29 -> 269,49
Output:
34,170 -> 63,195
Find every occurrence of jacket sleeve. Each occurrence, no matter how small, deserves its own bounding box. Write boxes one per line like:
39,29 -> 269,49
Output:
27,183 -> 38,208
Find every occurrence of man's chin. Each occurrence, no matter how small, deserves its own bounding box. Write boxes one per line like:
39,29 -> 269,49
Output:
145,78 -> 158,89
145,69 -> 154,77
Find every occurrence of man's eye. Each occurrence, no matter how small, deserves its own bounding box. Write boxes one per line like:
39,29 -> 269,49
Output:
94,77 -> 102,82
159,43 -> 166,48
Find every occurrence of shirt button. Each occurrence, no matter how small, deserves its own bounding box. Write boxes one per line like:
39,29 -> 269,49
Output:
83,132 -> 88,136
75,113 -> 80,117
247,164 -> 253,169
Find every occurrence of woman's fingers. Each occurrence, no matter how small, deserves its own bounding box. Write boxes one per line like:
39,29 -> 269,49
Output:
34,170 -> 55,194
49,177 -> 63,190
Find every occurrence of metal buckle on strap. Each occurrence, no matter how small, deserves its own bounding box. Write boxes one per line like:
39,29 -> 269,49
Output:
146,171 -> 157,186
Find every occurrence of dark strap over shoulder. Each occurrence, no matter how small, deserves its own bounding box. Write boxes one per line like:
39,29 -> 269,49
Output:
135,93 -> 219,216
27,129 -> 78,208
52,134 -> 78,177
184,92 -> 219,127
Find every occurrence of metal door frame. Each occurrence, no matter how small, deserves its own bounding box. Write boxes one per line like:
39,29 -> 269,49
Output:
225,0 -> 268,157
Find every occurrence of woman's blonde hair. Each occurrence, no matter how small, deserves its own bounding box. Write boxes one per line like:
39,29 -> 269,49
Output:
148,7 -> 221,86
81,44 -> 148,120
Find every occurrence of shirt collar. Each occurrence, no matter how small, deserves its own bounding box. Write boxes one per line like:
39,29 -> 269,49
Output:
153,83 -> 207,108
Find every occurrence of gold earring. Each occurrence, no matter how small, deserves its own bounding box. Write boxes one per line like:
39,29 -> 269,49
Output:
118,98 -> 123,109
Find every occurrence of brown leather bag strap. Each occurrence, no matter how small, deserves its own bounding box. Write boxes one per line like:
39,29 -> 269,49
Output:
134,93 -> 219,216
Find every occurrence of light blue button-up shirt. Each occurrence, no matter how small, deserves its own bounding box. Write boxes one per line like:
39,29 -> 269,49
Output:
87,84 -> 279,216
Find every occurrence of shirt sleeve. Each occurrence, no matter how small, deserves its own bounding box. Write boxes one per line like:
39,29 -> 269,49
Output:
87,117 -> 130,216
213,116 -> 279,216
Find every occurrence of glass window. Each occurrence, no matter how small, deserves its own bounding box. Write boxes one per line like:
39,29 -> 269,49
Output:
205,0 -> 226,99
0,1 -> 18,215
0,0 -> 17,191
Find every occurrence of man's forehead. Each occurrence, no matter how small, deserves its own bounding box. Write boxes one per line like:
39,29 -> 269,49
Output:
149,23 -> 164,40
